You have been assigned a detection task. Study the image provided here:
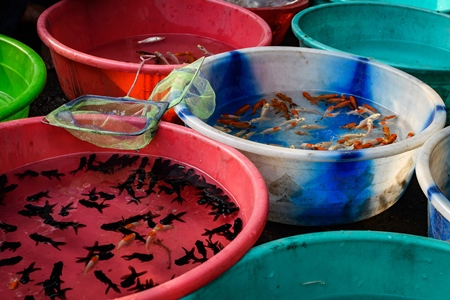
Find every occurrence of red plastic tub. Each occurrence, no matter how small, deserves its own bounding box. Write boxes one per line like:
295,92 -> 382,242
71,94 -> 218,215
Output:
37,0 -> 272,111
244,0 -> 309,45
0,118 -> 268,299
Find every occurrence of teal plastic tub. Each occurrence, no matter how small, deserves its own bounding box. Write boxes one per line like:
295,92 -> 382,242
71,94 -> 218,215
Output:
184,231 -> 450,299
292,2 -> 450,124
0,34 -> 46,121
309,0 -> 450,12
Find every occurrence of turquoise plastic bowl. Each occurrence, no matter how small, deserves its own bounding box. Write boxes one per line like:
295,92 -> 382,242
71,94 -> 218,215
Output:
0,34 -> 46,121
292,2 -> 450,124
310,0 -> 450,12
184,231 -> 450,299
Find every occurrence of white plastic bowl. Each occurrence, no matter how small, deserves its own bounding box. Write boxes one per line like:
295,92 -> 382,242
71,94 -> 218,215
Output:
416,126 -> 450,241
175,47 -> 446,226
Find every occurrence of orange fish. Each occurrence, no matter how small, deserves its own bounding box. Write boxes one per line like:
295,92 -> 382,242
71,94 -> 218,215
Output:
234,104 -> 251,116
117,233 -> 136,250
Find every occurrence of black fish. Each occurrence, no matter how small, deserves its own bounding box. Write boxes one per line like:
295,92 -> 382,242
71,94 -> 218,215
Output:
205,238 -> 223,255
0,241 -> 21,252
15,169 -> 39,180
17,262 -> 41,284
0,174 -> 18,205
209,202 -> 240,221
37,261 -> 72,299
94,270 -> 121,295
26,189 -> 51,202
20,201 -> 57,219
58,202 -> 75,217
143,211 -> 160,228
138,157 -> 149,169
24,296 -> 35,300
174,247 -> 198,266
81,187 -> 98,201
222,217 -> 243,241
159,211 -> 187,225
127,278 -> 158,292
29,233 -> 66,251
86,154 -> 98,172
202,223 -> 232,239
195,240 -> 208,262
100,220 -> 126,232
97,191 -> 115,200
121,252 -> 154,262
0,255 -> 22,267
78,199 -> 109,214
120,266 -> 147,288
0,221 -> 17,233
40,169 -> 65,181
69,156 -> 87,175
83,241 -> 115,253
45,217 -> 87,235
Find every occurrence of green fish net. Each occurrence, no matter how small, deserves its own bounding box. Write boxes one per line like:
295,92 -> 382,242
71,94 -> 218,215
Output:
43,57 -> 215,150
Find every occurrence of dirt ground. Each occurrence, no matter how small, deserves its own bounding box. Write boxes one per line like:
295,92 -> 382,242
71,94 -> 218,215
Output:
27,28 -> 429,246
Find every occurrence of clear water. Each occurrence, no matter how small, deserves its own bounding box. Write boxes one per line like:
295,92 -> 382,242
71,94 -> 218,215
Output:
86,33 -> 236,65
333,40 -> 450,70
208,90 -> 411,150
0,153 -> 241,299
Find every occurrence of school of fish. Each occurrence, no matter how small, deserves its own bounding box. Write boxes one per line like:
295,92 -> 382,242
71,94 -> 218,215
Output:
213,91 -> 414,150
0,154 -> 241,299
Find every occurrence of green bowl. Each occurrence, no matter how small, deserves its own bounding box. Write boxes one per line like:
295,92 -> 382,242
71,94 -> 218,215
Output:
184,231 -> 450,299
0,34 -> 46,121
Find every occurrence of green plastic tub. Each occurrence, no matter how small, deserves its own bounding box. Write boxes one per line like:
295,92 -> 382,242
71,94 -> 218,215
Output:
184,231 -> 450,299
0,34 -> 46,121
292,2 -> 450,124
309,0 -> 450,12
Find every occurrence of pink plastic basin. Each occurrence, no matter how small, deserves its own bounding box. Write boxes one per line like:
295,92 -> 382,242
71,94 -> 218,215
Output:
0,118 -> 269,300
36,0 -> 272,106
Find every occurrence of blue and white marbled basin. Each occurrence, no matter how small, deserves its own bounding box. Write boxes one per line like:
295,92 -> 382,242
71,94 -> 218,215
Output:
175,47 -> 446,226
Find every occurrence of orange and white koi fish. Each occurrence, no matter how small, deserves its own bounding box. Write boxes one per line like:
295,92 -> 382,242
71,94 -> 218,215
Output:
355,113 -> 380,129
321,106 -> 335,119
278,118 -> 305,127
221,114 -> 241,119
213,125 -> 232,133
83,255 -> 99,274
301,124 -> 327,130
117,233 -> 136,250
260,126 -> 282,134
293,107 -> 321,115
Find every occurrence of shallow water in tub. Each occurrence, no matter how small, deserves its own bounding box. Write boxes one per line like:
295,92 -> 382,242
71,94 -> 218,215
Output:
0,153 -> 241,299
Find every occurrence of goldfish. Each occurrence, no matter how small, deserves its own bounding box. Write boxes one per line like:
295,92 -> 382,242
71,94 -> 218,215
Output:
251,99 -> 267,115
137,36 -> 165,44
276,92 -> 297,108
117,233 -> 136,250
83,255 -> 99,274
8,278 -> 19,290
234,104 -> 251,116
260,126 -> 282,134
197,44 -> 213,56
